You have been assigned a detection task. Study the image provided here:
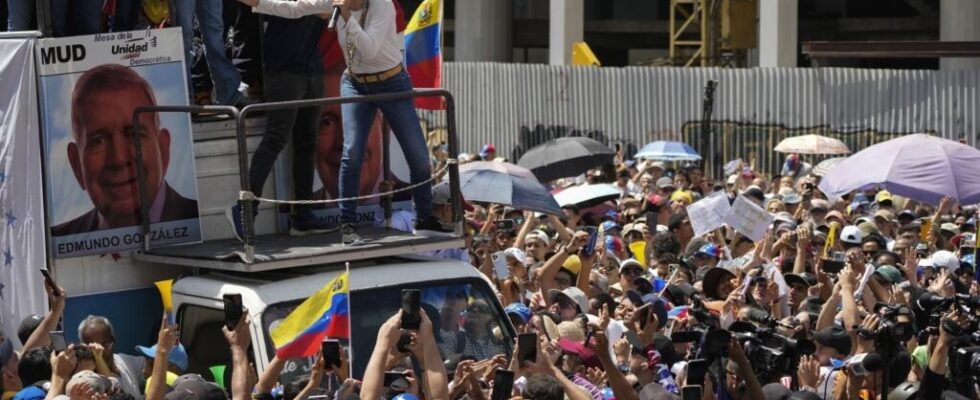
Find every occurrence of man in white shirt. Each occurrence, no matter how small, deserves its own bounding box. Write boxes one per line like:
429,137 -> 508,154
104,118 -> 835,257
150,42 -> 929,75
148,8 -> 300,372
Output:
242,0 -> 448,246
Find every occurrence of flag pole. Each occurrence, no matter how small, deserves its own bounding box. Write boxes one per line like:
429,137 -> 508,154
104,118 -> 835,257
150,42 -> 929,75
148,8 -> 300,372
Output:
345,261 -> 352,380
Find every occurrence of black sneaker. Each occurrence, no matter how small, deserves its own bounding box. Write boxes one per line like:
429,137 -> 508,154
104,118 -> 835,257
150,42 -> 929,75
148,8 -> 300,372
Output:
341,223 -> 364,246
413,216 -> 455,237
289,210 -> 336,237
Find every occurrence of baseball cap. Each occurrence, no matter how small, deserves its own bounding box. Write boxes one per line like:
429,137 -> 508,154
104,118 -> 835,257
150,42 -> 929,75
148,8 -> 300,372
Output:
623,223 -> 645,238
694,243 -> 720,258
557,338 -> 601,369
810,199 -> 830,213
742,186 -> 766,203
548,287 -> 590,314
502,247 -> 528,266
784,272 -> 817,288
165,374 -> 227,400
898,210 -> 915,221
505,303 -> 532,324
874,209 -> 896,223
814,325 -> 852,356
874,265 -> 904,284
667,213 -> 689,232
479,143 -> 496,157
602,221 -> 622,233
562,255 -> 582,275
525,230 -> 551,246
136,343 -> 189,372
826,210 -> 846,224
940,222 -> 960,235
876,190 -> 893,204
656,177 -> 675,189
840,225 -> 862,245
931,250 -> 959,270
619,258 -> 643,272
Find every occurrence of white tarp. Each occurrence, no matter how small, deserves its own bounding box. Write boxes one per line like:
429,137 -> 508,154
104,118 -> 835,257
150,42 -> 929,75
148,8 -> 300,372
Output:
0,34 -> 48,345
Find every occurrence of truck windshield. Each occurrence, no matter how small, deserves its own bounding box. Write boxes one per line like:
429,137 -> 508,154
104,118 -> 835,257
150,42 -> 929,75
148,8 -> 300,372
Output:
262,278 -> 513,381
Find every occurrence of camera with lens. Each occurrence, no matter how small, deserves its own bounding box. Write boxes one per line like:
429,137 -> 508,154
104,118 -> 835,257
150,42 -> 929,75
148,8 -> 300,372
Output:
729,321 -> 816,383
876,303 -> 915,344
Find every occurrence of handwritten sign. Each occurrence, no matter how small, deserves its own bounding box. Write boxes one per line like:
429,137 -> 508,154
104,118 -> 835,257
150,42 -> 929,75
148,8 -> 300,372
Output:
724,195 -> 774,241
686,191 -> 731,238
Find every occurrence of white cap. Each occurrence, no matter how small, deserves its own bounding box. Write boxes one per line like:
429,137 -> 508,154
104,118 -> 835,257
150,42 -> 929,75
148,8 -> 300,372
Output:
931,250 -> 959,270
840,225 -> 862,244
502,247 -> 528,266
526,230 -> 551,247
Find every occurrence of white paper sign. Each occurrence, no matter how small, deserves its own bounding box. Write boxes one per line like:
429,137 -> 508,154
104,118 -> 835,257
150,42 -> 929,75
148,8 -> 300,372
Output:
686,191 -> 731,238
723,195 -> 774,241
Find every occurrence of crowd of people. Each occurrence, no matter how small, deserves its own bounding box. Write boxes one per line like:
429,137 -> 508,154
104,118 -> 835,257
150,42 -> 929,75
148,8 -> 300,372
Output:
3,142 -> 980,400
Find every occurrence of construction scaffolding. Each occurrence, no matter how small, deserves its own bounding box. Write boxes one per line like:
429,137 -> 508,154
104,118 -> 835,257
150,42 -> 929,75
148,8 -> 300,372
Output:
669,0 -> 756,67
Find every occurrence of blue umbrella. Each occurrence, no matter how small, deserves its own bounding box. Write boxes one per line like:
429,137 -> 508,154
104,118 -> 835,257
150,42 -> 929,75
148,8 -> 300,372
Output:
459,161 -> 562,215
634,141 -> 702,161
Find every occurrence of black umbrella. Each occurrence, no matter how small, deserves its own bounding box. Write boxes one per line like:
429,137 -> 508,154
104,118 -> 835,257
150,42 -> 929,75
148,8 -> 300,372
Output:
517,137 -> 615,182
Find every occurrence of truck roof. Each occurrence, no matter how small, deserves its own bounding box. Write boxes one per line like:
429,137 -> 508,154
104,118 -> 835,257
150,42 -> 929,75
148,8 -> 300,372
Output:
172,255 -> 484,310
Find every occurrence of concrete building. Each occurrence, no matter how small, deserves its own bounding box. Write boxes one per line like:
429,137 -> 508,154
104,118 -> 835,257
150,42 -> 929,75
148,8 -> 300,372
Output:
412,0 -> 974,70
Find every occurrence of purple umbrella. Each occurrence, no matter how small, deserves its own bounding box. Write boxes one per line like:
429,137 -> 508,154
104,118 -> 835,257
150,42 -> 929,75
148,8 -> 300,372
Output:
818,134 -> 980,204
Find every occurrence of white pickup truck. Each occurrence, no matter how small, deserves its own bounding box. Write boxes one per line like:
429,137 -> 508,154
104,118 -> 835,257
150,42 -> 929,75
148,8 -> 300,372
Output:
171,255 -> 514,382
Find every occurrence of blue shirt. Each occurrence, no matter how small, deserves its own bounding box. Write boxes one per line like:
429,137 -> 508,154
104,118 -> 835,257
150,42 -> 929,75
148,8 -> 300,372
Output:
12,386 -> 44,400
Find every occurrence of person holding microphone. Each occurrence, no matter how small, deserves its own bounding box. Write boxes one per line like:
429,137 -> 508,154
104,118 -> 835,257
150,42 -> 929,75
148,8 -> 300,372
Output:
238,0 -> 447,246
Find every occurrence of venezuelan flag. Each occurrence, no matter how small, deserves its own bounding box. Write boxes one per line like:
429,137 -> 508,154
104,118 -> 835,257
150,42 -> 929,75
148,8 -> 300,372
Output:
404,0 -> 443,110
270,272 -> 350,358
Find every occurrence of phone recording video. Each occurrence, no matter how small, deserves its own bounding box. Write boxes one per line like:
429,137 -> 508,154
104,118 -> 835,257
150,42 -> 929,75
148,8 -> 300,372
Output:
517,333 -> 537,364
321,339 -> 341,369
223,293 -> 243,331
401,289 -> 421,330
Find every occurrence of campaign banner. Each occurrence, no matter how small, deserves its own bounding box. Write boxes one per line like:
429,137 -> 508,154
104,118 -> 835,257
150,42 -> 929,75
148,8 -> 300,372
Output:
36,28 -> 203,258
0,35 -> 48,341
274,29 -> 418,231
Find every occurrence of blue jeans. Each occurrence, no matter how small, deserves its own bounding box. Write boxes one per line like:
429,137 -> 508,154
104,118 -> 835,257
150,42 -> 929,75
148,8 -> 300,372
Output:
172,0 -> 244,105
7,0 -> 34,31
46,0 -> 104,35
339,70 -> 432,224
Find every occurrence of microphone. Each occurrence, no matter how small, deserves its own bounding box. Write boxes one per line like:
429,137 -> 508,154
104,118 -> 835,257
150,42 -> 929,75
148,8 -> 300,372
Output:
328,6 -> 341,30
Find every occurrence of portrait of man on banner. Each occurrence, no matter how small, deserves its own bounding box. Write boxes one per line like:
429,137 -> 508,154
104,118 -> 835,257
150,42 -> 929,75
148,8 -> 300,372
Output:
52,64 -> 198,236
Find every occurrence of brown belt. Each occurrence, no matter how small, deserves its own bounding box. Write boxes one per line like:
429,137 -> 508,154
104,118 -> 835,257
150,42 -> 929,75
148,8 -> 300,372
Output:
350,64 -> 403,84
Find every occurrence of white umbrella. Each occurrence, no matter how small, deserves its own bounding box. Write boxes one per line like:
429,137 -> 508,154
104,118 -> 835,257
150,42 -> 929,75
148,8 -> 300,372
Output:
774,134 -> 850,155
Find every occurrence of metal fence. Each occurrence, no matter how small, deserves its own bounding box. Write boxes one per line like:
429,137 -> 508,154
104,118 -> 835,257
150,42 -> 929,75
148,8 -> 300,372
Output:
420,63 -> 980,178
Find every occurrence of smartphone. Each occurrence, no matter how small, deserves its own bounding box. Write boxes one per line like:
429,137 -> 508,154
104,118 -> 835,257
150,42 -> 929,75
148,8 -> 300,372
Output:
686,359 -> 708,386
39,269 -> 59,297
668,263 -> 680,277
383,371 -> 409,391
583,326 -> 596,346
517,333 -> 537,364
223,294 -> 243,331
400,289 -> 421,330
582,226 -> 599,257
495,219 -> 516,232
49,331 -> 67,352
822,251 -> 845,274
671,330 -> 703,344
321,339 -> 341,369
491,369 -> 515,400
920,219 -> 933,242
681,385 -> 703,400
491,251 -> 510,280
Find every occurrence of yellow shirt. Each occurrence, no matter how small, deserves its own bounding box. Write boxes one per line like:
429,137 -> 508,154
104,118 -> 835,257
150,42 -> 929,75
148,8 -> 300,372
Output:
144,371 -> 179,393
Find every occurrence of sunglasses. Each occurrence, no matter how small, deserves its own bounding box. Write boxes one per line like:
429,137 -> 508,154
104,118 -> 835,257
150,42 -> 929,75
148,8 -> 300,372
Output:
467,306 -> 491,314
622,268 -> 643,276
